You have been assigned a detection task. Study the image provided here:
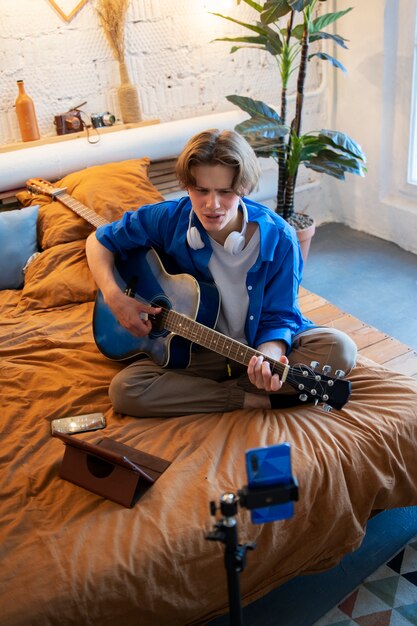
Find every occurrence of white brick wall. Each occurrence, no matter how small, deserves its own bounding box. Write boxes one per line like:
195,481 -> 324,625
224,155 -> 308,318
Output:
0,0 -> 324,145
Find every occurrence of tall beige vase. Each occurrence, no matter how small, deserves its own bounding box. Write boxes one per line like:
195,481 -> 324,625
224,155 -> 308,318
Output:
118,61 -> 142,123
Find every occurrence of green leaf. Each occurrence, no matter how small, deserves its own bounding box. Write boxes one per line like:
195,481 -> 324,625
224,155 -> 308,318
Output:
287,0 -> 314,11
230,45 -> 261,53
304,160 -> 347,179
226,94 -> 283,122
236,116 -> 288,140
226,94 -> 288,155
310,8 -> 353,33
212,14 -> 283,56
255,144 -> 284,156
238,133 -> 287,159
214,35 -> 268,45
261,0 -> 292,24
299,141 -> 326,161
287,133 -> 304,175
210,13 -> 269,36
290,24 -> 304,40
318,130 -> 367,161
306,149 -> 367,177
238,0 -> 263,12
265,41 -> 283,55
309,32 -> 349,49
264,24 -> 284,54
261,0 -> 314,24
309,51 -> 347,72
248,144 -> 283,159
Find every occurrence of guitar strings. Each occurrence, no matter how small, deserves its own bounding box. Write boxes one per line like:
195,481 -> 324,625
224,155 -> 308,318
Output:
154,305 -> 330,390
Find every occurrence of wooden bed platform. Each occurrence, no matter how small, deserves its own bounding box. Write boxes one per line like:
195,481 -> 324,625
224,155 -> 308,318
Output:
299,286 -> 417,379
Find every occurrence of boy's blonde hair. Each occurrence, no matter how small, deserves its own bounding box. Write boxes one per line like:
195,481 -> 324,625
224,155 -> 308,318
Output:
175,128 -> 261,196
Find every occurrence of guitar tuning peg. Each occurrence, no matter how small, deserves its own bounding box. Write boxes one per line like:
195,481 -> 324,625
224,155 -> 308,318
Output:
310,360 -> 320,369
299,393 -> 308,402
322,365 -> 332,374
322,404 -> 333,412
335,369 -> 346,378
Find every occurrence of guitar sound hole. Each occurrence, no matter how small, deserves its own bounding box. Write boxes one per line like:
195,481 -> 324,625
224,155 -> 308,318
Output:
150,297 -> 170,337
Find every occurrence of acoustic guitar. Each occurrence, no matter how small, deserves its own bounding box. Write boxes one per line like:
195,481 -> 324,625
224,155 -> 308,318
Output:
26,178 -> 352,410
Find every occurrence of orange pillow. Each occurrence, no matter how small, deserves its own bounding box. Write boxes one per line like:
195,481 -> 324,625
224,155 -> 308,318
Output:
19,158 -> 164,250
15,239 -> 97,311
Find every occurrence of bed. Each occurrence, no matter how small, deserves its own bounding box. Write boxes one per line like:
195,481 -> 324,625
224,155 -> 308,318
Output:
1,155 -> 417,626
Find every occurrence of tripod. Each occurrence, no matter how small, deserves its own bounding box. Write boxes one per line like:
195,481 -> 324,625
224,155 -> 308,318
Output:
206,480 -> 299,626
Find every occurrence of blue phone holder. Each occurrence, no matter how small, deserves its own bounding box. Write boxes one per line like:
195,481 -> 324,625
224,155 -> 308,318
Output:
244,442 -> 297,523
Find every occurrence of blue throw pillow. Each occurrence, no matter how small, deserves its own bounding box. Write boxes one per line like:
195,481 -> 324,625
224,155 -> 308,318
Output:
0,205 -> 39,289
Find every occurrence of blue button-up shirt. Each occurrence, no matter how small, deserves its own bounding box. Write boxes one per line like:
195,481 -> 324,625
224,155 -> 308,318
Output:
95,196 -> 315,351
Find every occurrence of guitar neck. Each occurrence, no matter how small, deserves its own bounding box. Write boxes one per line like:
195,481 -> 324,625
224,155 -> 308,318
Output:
54,190 -> 109,229
165,309 -> 288,379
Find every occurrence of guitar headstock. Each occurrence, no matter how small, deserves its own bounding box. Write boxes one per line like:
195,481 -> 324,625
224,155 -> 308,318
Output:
287,362 -> 351,411
26,178 -> 67,198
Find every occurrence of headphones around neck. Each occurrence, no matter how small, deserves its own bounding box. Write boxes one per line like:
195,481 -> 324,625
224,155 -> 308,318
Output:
186,201 -> 248,255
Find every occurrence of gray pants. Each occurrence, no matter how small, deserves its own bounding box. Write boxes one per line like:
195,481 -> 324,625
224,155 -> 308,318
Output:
109,327 -> 357,417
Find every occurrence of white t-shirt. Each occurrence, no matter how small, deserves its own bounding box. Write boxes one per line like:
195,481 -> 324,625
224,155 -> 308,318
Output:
208,227 -> 260,344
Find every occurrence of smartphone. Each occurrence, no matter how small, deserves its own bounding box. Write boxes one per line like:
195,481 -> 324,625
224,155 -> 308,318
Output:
50,412 -> 106,435
245,443 -> 295,524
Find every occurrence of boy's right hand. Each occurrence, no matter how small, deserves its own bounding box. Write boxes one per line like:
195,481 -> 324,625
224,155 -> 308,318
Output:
106,289 -> 161,337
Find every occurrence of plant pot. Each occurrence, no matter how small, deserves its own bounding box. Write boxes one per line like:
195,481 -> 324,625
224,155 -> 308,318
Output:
288,214 -> 316,263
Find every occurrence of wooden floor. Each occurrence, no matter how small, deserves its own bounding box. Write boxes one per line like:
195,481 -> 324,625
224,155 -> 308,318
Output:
299,287 -> 417,380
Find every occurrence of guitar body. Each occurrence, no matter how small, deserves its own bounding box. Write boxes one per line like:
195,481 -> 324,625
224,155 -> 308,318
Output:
93,247 -> 220,367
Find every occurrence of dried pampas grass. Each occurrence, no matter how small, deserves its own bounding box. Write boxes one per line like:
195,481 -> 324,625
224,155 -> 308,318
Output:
96,0 -> 141,123
96,0 -> 130,63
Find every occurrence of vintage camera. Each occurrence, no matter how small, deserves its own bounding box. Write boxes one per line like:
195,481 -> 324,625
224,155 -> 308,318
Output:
54,110 -> 84,135
90,112 -> 116,128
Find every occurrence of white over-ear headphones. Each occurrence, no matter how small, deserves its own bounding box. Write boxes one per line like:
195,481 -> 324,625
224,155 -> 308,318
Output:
187,201 -> 248,255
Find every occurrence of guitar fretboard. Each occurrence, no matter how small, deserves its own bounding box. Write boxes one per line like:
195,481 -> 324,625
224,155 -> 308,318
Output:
163,309 -> 288,379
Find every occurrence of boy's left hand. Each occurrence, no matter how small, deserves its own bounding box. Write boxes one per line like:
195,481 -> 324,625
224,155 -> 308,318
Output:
247,340 -> 288,392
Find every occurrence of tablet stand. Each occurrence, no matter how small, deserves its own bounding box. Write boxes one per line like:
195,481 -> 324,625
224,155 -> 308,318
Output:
55,432 -> 170,507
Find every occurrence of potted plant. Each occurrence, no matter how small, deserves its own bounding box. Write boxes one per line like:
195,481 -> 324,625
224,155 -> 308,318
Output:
213,0 -> 367,259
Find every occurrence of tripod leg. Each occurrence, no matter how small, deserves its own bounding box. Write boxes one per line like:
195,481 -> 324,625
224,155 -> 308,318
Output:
226,564 -> 243,626
224,522 -> 243,626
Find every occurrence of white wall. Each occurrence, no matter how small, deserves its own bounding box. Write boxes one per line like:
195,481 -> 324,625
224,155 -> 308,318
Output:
0,0 -> 323,143
323,0 -> 417,254
0,0 -> 332,219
